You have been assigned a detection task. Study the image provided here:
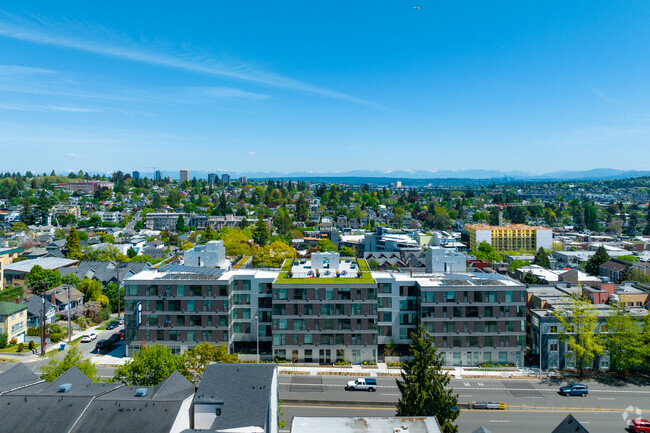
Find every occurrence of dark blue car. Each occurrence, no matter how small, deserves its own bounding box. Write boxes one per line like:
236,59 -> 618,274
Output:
559,383 -> 588,396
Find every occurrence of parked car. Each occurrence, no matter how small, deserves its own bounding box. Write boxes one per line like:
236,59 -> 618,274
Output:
106,321 -> 119,330
95,339 -> 108,351
472,402 -> 506,410
345,378 -> 377,392
114,330 -> 124,340
107,334 -> 120,345
559,383 -> 588,396
116,318 -> 124,325
630,419 -> 650,433
80,333 -> 97,343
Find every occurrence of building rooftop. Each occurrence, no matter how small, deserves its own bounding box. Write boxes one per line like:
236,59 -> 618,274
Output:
195,363 -> 276,431
3,257 -> 79,273
275,258 -> 375,285
291,417 -> 442,433
0,301 -> 27,316
466,224 -> 550,231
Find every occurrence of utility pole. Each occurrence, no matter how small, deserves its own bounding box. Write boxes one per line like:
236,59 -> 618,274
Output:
116,262 -> 121,318
66,285 -> 72,343
40,295 -> 45,356
255,314 -> 259,363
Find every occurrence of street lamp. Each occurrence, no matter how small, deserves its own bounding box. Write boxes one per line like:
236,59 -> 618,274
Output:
254,314 -> 260,363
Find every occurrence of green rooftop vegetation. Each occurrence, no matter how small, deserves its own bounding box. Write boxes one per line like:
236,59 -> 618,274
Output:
274,259 -> 375,285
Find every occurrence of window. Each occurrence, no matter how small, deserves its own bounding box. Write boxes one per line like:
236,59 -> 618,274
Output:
176,285 -> 185,296
601,325 -> 608,333
549,325 -> 558,333
505,291 -> 514,303
304,334 -> 312,344
187,300 -> 195,312
549,342 -> 558,352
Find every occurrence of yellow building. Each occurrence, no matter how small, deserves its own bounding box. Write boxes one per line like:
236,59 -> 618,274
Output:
466,224 -> 552,252
0,301 -> 28,344
0,247 -> 22,291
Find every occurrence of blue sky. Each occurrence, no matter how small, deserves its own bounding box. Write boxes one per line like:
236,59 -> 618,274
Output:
1,1 -> 649,175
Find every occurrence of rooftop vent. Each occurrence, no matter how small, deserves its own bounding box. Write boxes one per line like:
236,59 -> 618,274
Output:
135,388 -> 148,397
59,383 -> 72,393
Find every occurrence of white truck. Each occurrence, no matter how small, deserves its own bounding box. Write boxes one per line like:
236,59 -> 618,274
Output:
345,378 -> 377,392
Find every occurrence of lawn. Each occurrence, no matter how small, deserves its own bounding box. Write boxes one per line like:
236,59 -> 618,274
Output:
274,258 -> 375,284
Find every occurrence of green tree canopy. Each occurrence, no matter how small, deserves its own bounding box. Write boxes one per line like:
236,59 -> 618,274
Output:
553,296 -> 605,377
396,325 -> 459,433
606,302 -> 644,376
181,343 -> 238,383
25,265 -> 61,294
113,344 -> 184,386
533,247 -> 550,269
585,246 -> 610,276
65,228 -> 83,260
41,346 -> 99,382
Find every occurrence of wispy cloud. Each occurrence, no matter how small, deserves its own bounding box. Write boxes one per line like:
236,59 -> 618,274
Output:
0,11 -> 383,108
0,102 -> 99,112
67,153 -> 84,158
591,88 -> 624,106
247,151 -> 256,155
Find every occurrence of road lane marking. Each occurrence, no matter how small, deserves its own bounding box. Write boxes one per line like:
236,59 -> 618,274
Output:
488,420 -> 510,423
464,382 -> 470,386
284,404 -> 395,411
478,383 -> 484,386
598,398 -> 615,400
381,393 -> 400,396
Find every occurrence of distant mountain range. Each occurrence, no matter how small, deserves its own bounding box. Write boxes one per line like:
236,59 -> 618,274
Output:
134,168 -> 650,184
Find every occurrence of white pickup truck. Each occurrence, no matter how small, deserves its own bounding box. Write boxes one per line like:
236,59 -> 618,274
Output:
345,378 -> 377,392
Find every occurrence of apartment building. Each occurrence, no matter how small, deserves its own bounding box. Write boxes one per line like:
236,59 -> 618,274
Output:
466,224 -> 553,252
124,255 -> 526,366
54,181 -> 114,193
179,169 -> 189,182
530,306 -> 647,370
144,213 -> 192,230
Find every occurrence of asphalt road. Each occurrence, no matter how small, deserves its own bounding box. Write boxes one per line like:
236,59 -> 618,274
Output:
279,375 -> 650,433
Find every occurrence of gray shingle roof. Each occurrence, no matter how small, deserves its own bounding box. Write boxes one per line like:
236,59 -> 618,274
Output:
0,363 -> 41,394
21,296 -> 55,318
194,363 -> 276,431
551,414 -> 590,433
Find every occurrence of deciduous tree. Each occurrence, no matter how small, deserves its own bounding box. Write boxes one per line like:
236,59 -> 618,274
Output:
113,344 -> 184,386
41,346 -> 98,382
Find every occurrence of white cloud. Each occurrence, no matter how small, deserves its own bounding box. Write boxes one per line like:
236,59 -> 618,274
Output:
0,11 -> 383,108
67,153 -> 84,158
247,151 -> 256,155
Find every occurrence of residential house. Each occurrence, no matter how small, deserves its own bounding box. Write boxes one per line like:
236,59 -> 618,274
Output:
193,363 -> 278,433
0,301 -> 28,343
0,247 -> 21,290
45,285 -> 84,315
22,296 -> 57,328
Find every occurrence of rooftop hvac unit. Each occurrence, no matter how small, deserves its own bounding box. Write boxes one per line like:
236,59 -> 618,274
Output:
135,388 -> 148,397
58,383 -> 72,393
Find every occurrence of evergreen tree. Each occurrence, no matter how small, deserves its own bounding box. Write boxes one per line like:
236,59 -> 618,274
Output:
65,227 -> 83,260
585,246 -> 610,276
296,193 -> 308,222
152,193 -> 162,209
396,325 -> 459,433
175,215 -> 185,233
252,218 -> 270,246
533,247 -> 550,269
20,196 -> 35,225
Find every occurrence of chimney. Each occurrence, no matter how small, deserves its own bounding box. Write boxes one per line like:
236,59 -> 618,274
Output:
15,297 -> 19,304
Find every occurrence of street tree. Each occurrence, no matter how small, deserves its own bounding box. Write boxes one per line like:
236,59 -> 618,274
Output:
176,215 -> 185,233
181,343 -> 238,383
396,325 -> 459,433
552,296 -> 605,377
252,218 -> 270,246
606,302 -> 644,376
25,265 -> 61,294
41,346 -> 99,382
113,344 -> 184,386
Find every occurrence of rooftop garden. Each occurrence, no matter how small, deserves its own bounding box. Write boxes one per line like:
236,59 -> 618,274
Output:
274,258 -> 375,284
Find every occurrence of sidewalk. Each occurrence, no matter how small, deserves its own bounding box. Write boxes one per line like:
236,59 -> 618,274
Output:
276,363 -> 556,379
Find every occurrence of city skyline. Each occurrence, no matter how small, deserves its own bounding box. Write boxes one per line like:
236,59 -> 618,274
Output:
1,1 -> 650,173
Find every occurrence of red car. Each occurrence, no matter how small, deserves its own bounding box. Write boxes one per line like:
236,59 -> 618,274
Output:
630,419 -> 650,433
